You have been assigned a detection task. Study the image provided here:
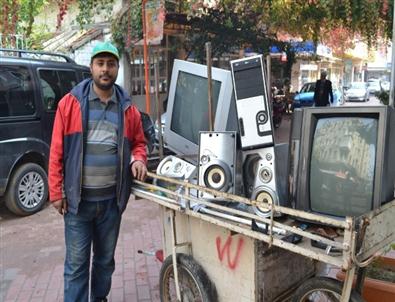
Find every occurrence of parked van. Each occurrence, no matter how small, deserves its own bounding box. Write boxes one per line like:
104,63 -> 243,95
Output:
0,49 -> 90,215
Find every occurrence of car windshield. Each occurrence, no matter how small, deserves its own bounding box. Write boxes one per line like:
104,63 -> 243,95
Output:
300,83 -> 315,93
368,81 -> 380,87
350,82 -> 366,89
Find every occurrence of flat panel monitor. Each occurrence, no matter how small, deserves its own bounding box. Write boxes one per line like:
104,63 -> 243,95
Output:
164,59 -> 237,159
290,106 -> 395,218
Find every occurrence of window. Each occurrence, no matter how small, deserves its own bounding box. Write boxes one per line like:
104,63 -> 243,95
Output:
131,47 -> 168,95
82,72 -> 91,80
0,65 -> 35,117
39,69 -> 77,111
301,83 -> 315,93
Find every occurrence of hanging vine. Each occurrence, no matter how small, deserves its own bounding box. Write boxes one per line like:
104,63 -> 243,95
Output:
111,0 -> 143,54
75,0 -> 115,28
0,0 -> 20,47
56,0 -> 71,31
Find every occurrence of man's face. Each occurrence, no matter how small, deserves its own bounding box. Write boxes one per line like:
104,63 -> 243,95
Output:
90,54 -> 119,90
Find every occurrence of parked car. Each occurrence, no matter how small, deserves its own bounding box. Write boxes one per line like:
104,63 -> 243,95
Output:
293,82 -> 342,108
381,80 -> 390,92
0,48 -> 90,215
367,79 -> 382,95
344,82 -> 369,102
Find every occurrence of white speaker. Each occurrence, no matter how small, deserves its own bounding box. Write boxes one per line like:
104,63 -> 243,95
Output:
243,144 -> 289,217
157,155 -> 197,180
198,131 -> 241,200
231,55 -> 274,150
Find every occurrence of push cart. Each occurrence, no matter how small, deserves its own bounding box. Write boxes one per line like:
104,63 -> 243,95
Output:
132,171 -> 395,302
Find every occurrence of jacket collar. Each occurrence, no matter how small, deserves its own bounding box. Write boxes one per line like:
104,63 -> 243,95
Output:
71,78 -> 132,110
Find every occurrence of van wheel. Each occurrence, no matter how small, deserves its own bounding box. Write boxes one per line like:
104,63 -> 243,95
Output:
5,163 -> 48,216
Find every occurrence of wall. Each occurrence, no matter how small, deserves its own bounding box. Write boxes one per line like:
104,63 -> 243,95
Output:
35,1 -> 122,31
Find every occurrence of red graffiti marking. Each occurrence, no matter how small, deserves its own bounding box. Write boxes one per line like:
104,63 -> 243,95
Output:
216,235 -> 244,270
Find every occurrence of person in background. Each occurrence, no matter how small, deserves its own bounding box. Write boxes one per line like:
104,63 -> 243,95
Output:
313,70 -> 333,107
283,78 -> 293,114
48,41 -> 147,302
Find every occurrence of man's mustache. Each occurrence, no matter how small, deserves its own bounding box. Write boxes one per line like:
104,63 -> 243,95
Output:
99,73 -> 112,78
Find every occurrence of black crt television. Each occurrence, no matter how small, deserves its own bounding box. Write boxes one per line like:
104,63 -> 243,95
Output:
289,106 -> 395,218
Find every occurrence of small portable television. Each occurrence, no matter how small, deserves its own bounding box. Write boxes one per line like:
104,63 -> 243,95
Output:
164,60 -> 238,159
289,106 -> 395,218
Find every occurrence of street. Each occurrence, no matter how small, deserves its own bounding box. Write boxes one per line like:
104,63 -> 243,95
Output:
341,95 -> 381,106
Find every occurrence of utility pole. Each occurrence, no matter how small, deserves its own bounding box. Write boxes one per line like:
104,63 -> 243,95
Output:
142,0 -> 151,113
390,1 -> 395,107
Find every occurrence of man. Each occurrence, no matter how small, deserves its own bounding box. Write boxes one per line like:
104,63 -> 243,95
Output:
48,41 -> 147,302
313,70 -> 333,107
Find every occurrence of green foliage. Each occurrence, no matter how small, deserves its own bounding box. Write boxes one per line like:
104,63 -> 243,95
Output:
18,0 -> 47,37
185,3 -> 278,62
186,0 -> 393,55
375,90 -> 389,105
366,262 -> 395,282
0,0 -> 47,48
27,24 -> 53,50
76,0 -> 115,28
164,0 -> 190,13
111,0 -> 143,55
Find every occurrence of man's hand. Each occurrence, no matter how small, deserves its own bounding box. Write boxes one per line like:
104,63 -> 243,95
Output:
131,160 -> 147,181
52,199 -> 68,215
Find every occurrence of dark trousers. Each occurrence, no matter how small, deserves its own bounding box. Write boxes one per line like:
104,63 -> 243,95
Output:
63,199 -> 121,302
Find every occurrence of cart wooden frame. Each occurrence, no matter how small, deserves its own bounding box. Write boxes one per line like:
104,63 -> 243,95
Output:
132,172 -> 395,302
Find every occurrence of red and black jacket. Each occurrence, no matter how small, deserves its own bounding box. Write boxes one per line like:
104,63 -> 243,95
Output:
49,79 -> 147,214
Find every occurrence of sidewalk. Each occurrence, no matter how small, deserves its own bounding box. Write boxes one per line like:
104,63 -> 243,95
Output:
0,197 -> 163,302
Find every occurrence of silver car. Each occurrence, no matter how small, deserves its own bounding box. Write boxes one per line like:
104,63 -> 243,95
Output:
344,82 -> 369,102
367,79 -> 382,95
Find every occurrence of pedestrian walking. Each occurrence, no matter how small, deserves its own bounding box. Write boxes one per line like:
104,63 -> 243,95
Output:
48,41 -> 147,302
313,70 -> 333,107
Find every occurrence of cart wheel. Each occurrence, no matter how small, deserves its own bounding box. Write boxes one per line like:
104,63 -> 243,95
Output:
291,277 -> 364,302
159,253 -> 217,302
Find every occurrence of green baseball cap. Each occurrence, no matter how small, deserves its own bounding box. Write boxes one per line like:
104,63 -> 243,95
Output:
91,41 -> 119,60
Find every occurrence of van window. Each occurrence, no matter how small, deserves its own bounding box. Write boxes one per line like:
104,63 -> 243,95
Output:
83,72 -> 91,80
39,69 -> 77,111
0,66 -> 35,117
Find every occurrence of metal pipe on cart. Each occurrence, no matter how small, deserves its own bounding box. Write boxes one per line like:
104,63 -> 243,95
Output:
145,171 -> 349,229
340,262 -> 356,302
154,61 -> 164,160
206,42 -> 214,131
170,210 -> 182,301
133,178 -> 349,248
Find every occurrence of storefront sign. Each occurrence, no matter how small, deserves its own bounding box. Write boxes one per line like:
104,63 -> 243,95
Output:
300,64 -> 318,71
145,0 -> 166,45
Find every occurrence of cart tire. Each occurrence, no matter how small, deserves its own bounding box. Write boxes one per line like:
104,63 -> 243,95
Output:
159,253 -> 217,302
291,277 -> 365,302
